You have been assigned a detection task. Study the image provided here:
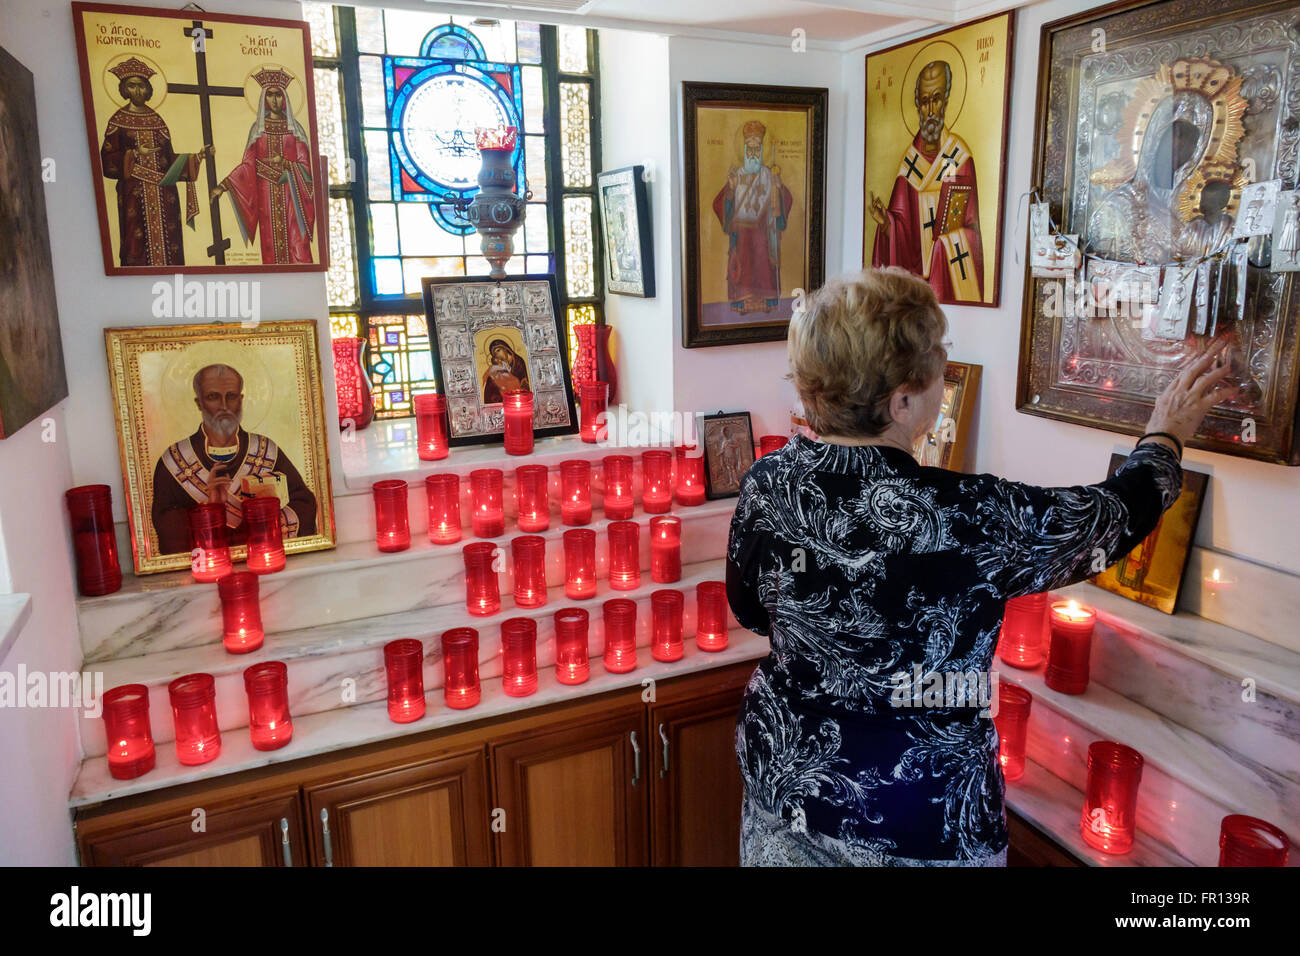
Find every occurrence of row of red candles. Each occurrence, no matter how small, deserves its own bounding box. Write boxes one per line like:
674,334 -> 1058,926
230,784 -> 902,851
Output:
991,594 -> 1290,866
101,584 -> 730,773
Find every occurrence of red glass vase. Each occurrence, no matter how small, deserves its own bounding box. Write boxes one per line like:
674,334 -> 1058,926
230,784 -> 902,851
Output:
573,323 -> 618,405
333,336 -> 374,431
66,484 -> 122,597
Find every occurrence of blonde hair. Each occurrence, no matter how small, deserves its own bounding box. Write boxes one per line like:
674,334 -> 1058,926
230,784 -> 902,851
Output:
788,268 -> 947,438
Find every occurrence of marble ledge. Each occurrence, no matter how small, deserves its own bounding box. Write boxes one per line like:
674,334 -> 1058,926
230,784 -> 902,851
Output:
0,593 -> 33,666
69,628 -> 770,809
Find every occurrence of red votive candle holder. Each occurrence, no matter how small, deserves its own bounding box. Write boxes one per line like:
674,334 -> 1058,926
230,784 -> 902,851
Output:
188,502 -> 232,582
501,617 -> 539,697
602,455 -> 634,520
425,473 -> 462,545
503,390 -> 534,455
1045,599 -> 1096,695
1218,815 -> 1290,867
242,496 -> 286,574
1081,741 -> 1144,854
759,435 -> 788,457
66,484 -> 122,596
695,581 -> 729,651
607,520 -> 641,591
515,465 -> 550,533
603,598 -> 638,673
243,661 -> 292,751
372,479 -> 411,553
650,515 -> 682,583
218,570 -> 264,654
511,535 -> 547,609
384,638 -> 426,724
442,627 -> 480,709
470,468 -> 505,538
994,683 -> 1032,781
563,528 -> 597,600
102,683 -> 155,780
579,381 -> 608,443
463,542 -> 501,616
554,608 -> 591,685
413,392 -> 449,461
997,593 -> 1048,669
168,673 -> 220,766
641,449 -> 673,514
651,589 -> 685,662
675,445 -> 706,507
560,459 -> 592,525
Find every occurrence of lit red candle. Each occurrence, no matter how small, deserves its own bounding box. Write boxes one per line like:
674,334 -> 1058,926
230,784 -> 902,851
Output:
607,520 -> 640,591
501,617 -> 539,697
168,673 -> 221,766
650,516 -> 682,584
462,542 -> 501,616
242,496 -> 286,574
602,598 -> 638,673
994,683 -> 1032,781
384,638 -> 426,724
412,392 -> 450,461
441,627 -> 480,709
188,502 -> 232,582
641,449 -> 673,514
218,571 -> 264,654
563,528 -> 597,600
1080,741 -> 1143,854
511,535 -> 547,609
1218,815 -> 1290,867
502,389 -> 534,456
758,435 -> 788,457
651,589 -> 684,662
997,593 -> 1048,669
694,581 -> 728,651
602,455 -> 634,520
470,468 -> 505,538
515,464 -> 550,533
243,661 -> 293,751
674,445 -> 706,507
66,484 -> 122,597
579,380 -> 608,444
425,473 -> 462,545
553,608 -> 590,685
1045,599 -> 1095,695
101,683 -> 155,780
372,479 -> 411,553
560,459 -> 592,525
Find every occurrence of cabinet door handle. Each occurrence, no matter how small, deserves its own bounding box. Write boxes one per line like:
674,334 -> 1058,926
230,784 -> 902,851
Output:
629,730 -> 641,788
320,808 -> 334,868
659,722 -> 670,778
280,817 -> 292,867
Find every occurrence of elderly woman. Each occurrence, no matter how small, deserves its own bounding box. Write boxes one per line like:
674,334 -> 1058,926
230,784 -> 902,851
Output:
728,268 -> 1234,866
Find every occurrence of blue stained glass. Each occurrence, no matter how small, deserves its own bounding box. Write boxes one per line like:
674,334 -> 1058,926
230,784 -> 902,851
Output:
386,331 -> 401,345
391,390 -> 406,403
374,359 -> 395,382
420,24 -> 485,60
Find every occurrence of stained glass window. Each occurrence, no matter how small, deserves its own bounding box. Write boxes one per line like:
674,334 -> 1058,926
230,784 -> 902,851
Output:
310,4 -> 603,420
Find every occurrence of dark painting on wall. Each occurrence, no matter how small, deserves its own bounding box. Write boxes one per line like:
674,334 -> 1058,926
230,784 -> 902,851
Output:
0,46 -> 69,439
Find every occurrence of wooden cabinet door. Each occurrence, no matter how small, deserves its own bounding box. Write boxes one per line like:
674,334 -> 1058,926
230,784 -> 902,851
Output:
79,789 -> 306,867
491,705 -> 648,866
303,748 -> 491,866
650,686 -> 746,866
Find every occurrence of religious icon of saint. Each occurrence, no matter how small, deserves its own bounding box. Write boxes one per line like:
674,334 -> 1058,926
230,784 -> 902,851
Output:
1276,194 -> 1299,259
99,57 -> 213,267
712,120 -> 794,314
869,60 -> 983,303
481,338 -> 529,405
211,67 -> 316,264
151,362 -> 317,554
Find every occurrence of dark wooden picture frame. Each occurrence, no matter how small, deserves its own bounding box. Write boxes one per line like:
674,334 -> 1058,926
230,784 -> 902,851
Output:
71,2 -> 326,276
1017,0 -> 1300,465
681,82 -> 827,348
701,411 -> 756,499
597,165 -> 655,297
861,11 -> 1015,308
421,274 -> 578,448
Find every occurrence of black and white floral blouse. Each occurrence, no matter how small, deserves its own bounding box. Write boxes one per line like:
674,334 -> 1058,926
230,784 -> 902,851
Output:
727,435 -> 1182,862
